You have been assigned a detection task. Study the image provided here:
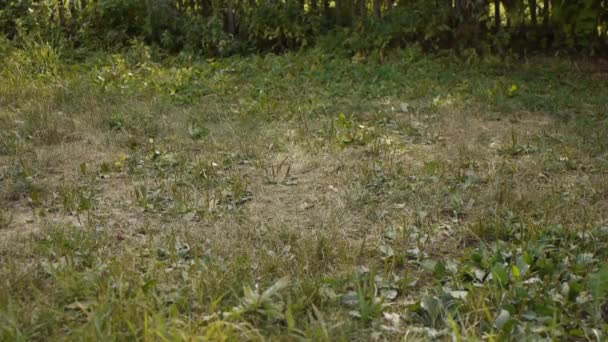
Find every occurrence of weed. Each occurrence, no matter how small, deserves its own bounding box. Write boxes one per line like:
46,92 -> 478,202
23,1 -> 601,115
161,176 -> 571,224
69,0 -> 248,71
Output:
499,128 -> 540,156
58,183 -> 96,224
224,174 -> 251,207
0,131 -> 19,156
0,209 -> 12,228
108,113 -> 126,131
261,156 -> 291,185
227,276 -> 290,323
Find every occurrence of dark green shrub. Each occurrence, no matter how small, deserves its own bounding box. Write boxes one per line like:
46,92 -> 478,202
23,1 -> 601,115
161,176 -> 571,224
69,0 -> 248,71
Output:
77,0 -> 148,48
319,1 -> 452,55
182,14 -> 236,56
551,0 -> 606,52
242,0 -> 321,52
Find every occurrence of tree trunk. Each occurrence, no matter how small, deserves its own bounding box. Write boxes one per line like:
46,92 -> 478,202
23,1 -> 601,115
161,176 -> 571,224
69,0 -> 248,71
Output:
373,0 -> 381,18
323,0 -> 330,19
68,0 -> 76,24
336,0 -> 343,24
227,0 -> 235,34
359,0 -> 366,17
311,0 -> 318,10
530,0 -> 537,26
494,0 -> 500,29
386,0 -> 394,12
80,0 -> 86,10
202,0 -> 212,15
543,0 -> 549,26
58,0 -> 66,26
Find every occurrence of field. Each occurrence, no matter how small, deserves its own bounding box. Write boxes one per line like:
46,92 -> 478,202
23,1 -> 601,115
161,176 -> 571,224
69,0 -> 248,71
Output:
1,44 -> 608,340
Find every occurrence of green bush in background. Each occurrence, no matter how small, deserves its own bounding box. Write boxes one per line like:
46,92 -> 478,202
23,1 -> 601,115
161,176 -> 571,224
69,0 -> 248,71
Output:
1,1 -> 607,56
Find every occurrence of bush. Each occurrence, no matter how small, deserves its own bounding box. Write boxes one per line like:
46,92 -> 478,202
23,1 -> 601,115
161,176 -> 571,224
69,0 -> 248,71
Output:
182,15 -> 236,56
0,0 -> 55,41
551,0 -> 606,52
77,0 -> 148,49
0,34 -> 11,57
319,1 -> 452,55
1,35 -> 62,81
1,0 -> 607,55
242,0 -> 321,52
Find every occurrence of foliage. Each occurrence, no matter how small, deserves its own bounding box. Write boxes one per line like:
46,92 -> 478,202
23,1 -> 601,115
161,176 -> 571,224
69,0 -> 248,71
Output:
181,14 -> 236,56
408,225 -> 608,339
243,0 -> 321,51
77,0 -> 149,48
323,1 -> 452,55
0,0 -> 42,38
1,0 -> 607,55
551,0 -> 606,50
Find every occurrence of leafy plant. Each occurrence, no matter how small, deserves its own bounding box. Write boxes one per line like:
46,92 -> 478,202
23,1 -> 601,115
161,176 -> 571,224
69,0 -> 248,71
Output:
261,156 -> 291,185
227,276 -> 290,322
340,271 -> 388,323
0,209 -> 13,228
243,0 -> 321,51
0,130 -> 19,155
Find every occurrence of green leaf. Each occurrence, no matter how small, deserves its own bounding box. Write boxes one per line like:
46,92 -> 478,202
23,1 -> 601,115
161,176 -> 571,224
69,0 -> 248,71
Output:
421,259 -> 447,278
380,289 -> 398,300
495,309 -> 511,329
588,266 -> 608,299
511,265 -> 521,281
379,244 -> 394,258
448,290 -> 468,300
492,263 -> 508,287
508,84 -> 518,97
261,276 -> 290,301
421,259 -> 437,272
421,295 -> 442,324
142,279 -> 158,294
341,291 -> 359,307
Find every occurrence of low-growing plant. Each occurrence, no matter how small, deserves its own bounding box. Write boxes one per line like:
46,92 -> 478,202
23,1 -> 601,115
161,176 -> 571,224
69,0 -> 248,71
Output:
0,130 -> 19,155
261,156 -> 291,185
227,276 -> 290,323
0,209 -> 12,228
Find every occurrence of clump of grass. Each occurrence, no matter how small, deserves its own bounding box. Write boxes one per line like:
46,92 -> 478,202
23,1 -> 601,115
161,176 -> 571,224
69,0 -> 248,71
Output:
0,131 -> 19,156
0,210 -> 12,228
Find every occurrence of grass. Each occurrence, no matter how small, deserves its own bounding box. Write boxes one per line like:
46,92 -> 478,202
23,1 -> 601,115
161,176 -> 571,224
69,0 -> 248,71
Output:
1,41 -> 608,340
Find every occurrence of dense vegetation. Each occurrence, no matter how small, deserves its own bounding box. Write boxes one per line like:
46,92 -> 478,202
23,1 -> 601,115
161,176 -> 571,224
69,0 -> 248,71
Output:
1,0 -> 608,55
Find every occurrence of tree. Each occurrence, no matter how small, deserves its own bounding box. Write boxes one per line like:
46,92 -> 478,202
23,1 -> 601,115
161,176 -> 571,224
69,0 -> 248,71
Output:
494,0 -> 500,29
530,0 -> 537,26
226,0 -> 235,34
373,0 -> 381,18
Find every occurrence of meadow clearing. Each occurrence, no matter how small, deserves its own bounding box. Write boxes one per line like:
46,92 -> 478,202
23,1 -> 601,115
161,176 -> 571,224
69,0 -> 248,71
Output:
1,44 -> 608,340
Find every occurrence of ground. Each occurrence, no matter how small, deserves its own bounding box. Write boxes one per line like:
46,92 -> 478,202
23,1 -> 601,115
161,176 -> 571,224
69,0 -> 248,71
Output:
1,47 -> 607,340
